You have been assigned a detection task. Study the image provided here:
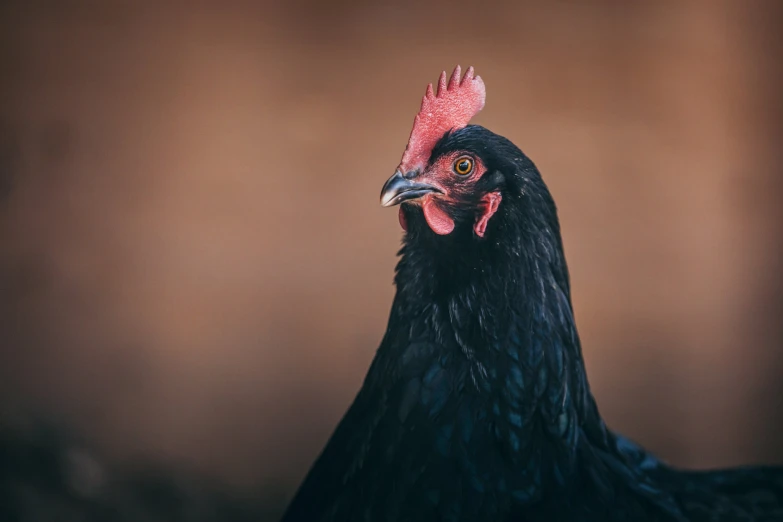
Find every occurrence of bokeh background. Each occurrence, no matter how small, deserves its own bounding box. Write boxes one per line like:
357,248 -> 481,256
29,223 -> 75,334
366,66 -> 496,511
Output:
1,0 -> 782,519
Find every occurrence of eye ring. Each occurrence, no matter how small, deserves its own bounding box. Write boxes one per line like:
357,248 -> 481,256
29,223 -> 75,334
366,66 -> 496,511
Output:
453,156 -> 474,176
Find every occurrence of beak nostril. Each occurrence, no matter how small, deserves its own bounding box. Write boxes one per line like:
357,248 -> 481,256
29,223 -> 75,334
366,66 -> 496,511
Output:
380,170 -> 439,207
403,170 -> 419,180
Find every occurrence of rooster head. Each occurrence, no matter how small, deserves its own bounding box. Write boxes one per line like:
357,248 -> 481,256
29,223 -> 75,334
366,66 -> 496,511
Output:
380,65 -> 505,239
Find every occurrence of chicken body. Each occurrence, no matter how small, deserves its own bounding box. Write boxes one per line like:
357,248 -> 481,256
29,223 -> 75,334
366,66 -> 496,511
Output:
280,71 -> 783,522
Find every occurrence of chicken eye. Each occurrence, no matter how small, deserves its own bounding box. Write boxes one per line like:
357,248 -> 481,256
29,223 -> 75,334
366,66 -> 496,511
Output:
453,157 -> 474,176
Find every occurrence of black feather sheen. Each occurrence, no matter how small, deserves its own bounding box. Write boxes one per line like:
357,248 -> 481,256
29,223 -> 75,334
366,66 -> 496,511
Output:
280,125 -> 783,522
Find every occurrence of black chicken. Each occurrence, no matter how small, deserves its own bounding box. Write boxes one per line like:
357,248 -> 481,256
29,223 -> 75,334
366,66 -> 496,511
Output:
279,66 -> 783,521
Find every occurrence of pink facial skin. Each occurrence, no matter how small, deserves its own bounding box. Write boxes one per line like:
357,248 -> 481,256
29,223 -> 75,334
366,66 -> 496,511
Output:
407,151 -> 501,238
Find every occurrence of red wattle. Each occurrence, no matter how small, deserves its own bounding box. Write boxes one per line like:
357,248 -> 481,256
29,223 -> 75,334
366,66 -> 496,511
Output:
422,197 -> 455,235
398,207 -> 408,231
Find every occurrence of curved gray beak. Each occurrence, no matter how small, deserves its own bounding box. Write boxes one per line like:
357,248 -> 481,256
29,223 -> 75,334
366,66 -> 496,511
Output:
380,171 -> 439,207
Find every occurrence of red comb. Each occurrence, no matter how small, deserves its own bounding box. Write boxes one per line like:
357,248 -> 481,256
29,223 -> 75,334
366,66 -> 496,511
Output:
398,65 -> 486,174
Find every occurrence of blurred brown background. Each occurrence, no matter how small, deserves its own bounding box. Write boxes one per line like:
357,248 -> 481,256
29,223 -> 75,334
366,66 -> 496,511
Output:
1,0 -> 782,511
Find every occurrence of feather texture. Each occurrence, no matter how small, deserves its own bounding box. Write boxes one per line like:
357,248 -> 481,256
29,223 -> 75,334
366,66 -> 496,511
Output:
280,125 -> 783,522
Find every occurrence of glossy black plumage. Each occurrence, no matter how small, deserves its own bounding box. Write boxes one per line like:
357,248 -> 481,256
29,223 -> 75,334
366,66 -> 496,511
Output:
280,125 -> 783,522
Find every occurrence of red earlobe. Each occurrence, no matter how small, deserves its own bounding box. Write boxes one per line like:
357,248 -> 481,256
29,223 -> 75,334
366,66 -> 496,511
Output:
474,192 -> 502,238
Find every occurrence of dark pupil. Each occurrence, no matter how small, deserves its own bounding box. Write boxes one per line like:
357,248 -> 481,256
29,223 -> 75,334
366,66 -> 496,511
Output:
458,160 -> 469,172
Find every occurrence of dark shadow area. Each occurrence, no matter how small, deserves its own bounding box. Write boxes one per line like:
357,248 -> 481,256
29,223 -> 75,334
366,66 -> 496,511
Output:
0,418 -> 286,521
